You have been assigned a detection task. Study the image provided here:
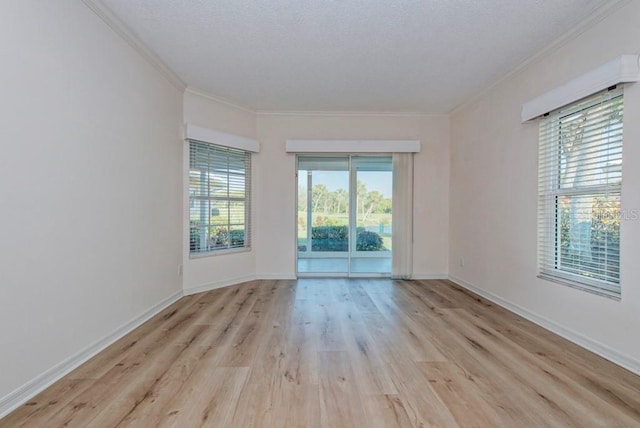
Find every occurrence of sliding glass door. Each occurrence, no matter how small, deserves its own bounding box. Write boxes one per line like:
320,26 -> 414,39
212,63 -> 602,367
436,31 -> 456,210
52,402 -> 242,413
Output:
297,157 -> 350,275
296,155 -> 392,276
351,156 -> 393,274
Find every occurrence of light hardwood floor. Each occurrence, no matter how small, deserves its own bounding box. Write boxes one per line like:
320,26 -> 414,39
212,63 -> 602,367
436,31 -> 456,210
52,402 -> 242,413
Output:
2,279 -> 640,427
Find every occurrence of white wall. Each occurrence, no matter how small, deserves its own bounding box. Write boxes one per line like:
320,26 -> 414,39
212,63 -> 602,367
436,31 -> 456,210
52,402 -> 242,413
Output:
182,90 -> 258,292
0,0 -> 183,405
255,113 -> 450,278
449,1 -> 640,371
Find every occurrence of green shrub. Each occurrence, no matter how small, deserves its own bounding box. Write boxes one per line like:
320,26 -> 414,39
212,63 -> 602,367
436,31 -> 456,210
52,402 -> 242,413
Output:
356,230 -> 383,251
190,224 -> 200,251
230,229 -> 245,246
215,227 -> 245,247
311,225 -> 348,251
308,226 -> 384,251
190,225 -> 245,251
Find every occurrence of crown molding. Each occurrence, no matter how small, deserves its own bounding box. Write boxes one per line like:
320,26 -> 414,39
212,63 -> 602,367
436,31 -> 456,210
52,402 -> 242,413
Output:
81,0 -> 186,92
185,87 -> 444,117
185,87 -> 256,114
80,1 -> 447,118
255,109 -> 446,118
450,0 -> 631,116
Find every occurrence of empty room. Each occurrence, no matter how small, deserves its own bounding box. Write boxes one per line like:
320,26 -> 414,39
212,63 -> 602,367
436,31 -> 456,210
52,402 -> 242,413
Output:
2,0 -> 640,426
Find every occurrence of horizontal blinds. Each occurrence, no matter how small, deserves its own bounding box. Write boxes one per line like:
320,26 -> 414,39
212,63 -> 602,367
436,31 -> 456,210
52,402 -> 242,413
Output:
189,141 -> 251,254
353,156 -> 393,172
538,88 -> 623,297
298,156 -> 393,171
286,140 -> 420,153
297,156 -> 349,171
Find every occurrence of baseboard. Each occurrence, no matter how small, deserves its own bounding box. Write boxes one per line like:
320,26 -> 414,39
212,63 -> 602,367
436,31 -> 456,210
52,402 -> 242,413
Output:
256,273 -> 297,280
448,275 -> 640,376
412,273 -> 449,280
0,289 -> 184,419
183,274 -> 257,295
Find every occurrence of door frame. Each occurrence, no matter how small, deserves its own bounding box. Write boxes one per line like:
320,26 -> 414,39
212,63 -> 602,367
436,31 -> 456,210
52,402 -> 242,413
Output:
295,153 -> 392,278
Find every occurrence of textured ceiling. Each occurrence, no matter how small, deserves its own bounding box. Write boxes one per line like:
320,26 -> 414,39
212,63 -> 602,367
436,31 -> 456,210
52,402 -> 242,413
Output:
101,0 -> 611,113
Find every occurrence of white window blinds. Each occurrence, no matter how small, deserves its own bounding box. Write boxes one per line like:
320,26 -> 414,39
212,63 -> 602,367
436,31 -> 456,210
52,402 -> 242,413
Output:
538,87 -> 623,298
189,141 -> 251,255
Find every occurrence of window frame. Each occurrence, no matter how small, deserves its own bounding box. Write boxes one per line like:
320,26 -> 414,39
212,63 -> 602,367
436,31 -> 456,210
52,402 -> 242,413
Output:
188,140 -> 251,258
537,88 -> 623,299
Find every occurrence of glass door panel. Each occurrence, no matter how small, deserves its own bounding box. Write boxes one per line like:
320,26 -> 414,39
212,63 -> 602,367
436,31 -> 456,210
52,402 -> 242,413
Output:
297,156 -> 349,275
351,156 -> 392,274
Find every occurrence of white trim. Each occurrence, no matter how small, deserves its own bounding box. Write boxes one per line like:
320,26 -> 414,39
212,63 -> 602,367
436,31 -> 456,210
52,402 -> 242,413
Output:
448,275 -> 640,376
185,88 -> 448,117
183,274 -> 257,296
296,273 -> 346,278
185,124 -> 260,153
347,273 -> 390,278
295,272 -> 386,278
256,273 -> 297,280
0,290 -> 184,419
80,0 -> 186,91
412,273 -> 449,280
257,110 -> 445,117
185,87 -> 256,114
521,55 -> 640,122
189,247 -> 252,260
286,140 -> 421,153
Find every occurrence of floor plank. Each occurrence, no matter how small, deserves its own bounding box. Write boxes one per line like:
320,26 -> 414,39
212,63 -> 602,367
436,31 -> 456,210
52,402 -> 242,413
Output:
317,351 -> 366,428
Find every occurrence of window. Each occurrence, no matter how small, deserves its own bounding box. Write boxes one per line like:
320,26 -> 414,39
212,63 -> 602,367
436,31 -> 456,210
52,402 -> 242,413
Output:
538,87 -> 623,298
189,141 -> 251,255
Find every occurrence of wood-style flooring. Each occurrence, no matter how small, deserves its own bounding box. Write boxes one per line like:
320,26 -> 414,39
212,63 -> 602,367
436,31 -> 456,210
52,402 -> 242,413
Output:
2,279 -> 640,427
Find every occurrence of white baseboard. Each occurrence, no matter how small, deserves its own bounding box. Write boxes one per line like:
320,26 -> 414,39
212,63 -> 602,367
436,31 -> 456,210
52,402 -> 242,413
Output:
412,273 -> 449,280
256,273 -> 297,280
0,289 -> 184,419
448,275 -> 640,376
183,274 -> 257,295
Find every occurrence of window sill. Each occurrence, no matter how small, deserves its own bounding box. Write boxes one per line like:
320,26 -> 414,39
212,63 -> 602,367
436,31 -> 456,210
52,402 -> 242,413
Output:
189,247 -> 251,260
537,273 -> 620,301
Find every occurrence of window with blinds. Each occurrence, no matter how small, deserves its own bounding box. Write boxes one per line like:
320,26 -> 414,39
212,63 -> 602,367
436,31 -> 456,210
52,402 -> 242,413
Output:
538,87 -> 623,298
189,141 -> 251,255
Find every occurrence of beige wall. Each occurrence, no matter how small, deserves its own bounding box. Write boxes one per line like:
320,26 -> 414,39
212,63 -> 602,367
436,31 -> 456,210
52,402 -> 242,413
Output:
182,90 -> 258,292
0,0 -> 183,404
181,98 -> 451,280
449,1 -> 640,370
254,113 -> 450,278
